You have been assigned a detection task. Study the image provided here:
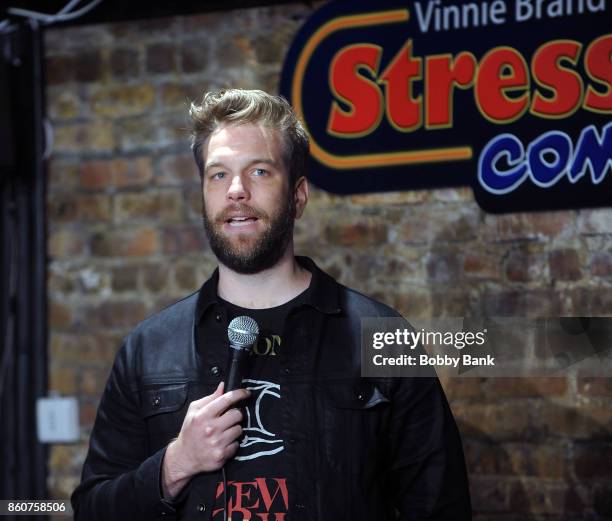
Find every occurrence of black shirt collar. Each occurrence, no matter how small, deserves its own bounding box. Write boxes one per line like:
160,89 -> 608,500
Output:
195,256 -> 341,323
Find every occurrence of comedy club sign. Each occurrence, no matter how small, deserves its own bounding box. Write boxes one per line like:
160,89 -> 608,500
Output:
279,0 -> 611,213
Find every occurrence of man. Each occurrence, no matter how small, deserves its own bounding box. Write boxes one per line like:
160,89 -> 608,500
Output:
72,89 -> 471,520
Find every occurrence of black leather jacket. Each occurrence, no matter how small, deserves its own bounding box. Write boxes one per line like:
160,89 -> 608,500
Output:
72,257 -> 471,520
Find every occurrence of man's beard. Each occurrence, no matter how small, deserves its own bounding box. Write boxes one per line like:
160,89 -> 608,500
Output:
202,196 -> 295,274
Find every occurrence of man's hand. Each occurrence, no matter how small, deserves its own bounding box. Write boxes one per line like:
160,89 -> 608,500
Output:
161,381 -> 250,499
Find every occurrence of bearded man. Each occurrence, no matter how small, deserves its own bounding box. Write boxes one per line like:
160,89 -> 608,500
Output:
72,89 -> 472,521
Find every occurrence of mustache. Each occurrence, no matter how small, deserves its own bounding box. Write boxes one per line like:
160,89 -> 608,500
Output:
213,203 -> 267,223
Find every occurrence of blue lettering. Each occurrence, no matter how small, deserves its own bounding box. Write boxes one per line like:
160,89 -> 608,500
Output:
569,123 -> 612,184
478,133 -> 528,194
527,131 -> 572,188
478,124 -> 612,194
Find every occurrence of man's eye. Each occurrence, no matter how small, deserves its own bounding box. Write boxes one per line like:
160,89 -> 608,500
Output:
253,168 -> 267,176
212,172 -> 225,180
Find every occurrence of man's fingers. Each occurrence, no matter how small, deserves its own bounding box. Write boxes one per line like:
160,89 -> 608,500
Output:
189,381 -> 224,410
206,388 -> 251,417
220,424 -> 243,446
217,407 -> 243,431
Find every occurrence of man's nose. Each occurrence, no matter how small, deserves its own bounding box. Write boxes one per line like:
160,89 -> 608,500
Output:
226,174 -> 249,202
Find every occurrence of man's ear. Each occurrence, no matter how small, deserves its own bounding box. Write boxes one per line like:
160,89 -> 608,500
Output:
293,176 -> 309,219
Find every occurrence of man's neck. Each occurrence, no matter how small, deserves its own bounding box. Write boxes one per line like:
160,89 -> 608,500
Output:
217,248 -> 312,309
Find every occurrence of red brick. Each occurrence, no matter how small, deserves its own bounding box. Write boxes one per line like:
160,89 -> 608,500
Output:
143,264 -> 169,293
463,440 -> 498,474
110,48 -> 140,79
48,194 -> 111,223
114,191 -> 183,223
90,84 -> 156,118
74,50 -> 104,83
184,185 -> 202,221
91,227 -> 159,257
499,444 -> 569,481
54,121 -> 115,153
49,365 -> 78,394
163,226 -> 207,254
430,289 -> 470,315
181,40 -> 210,73
484,377 -> 567,398
440,377 -> 485,400
79,160 -> 113,190
479,290 -> 560,316
452,402 -> 530,441
47,88 -> 81,120
484,212 -> 574,242
79,400 -> 98,427
160,82 -> 202,111
324,219 -> 388,246
399,205 -> 478,244
48,229 -> 85,259
507,480 -> 548,514
50,332 -> 120,366
146,42 -> 176,73
48,160 -> 80,190
504,245 -> 547,282
174,263 -> 197,291
114,157 -> 154,188
49,300 -> 73,329
116,116 -> 158,151
549,249 -> 582,281
46,54 -> 76,84
217,36 -> 249,68
531,404 -> 612,439
591,252 -> 612,277
86,300 -> 148,328
426,251 -> 461,283
577,377 -> 612,396
463,253 -> 501,280
111,265 -> 139,292
48,269 -> 75,293
80,368 -> 109,397
568,287 -> 612,316
469,476 -> 508,512
157,154 -> 199,185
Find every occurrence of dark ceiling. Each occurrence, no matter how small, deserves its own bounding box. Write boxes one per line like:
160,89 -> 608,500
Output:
1,0 -> 309,27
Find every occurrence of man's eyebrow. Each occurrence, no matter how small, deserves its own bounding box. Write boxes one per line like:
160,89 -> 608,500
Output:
204,158 -> 279,172
204,161 -> 225,173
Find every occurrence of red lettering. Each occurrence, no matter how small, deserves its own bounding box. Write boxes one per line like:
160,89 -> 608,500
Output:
476,47 -> 530,122
584,35 -> 612,112
255,478 -> 289,512
327,44 -> 383,136
380,40 -> 422,131
531,40 -> 583,117
425,52 -> 476,127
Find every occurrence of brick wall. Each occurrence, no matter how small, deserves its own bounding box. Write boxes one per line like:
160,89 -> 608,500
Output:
44,5 -> 612,519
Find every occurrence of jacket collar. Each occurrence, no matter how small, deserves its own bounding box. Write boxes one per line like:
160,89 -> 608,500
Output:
195,256 -> 341,322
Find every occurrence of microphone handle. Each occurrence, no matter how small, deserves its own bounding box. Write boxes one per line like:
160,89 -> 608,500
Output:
225,344 -> 249,392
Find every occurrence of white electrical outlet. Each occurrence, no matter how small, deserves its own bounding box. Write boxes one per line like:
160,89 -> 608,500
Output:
36,396 -> 80,443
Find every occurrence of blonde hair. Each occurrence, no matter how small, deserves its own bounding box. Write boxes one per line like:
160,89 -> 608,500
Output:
189,89 -> 309,186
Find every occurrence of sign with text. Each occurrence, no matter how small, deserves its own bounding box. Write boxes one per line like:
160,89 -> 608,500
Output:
279,0 -> 612,213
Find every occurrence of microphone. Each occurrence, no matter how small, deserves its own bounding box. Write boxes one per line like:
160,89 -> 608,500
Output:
225,315 -> 259,392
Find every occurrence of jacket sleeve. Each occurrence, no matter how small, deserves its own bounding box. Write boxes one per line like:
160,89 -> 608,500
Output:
71,341 -> 179,521
386,375 -> 472,520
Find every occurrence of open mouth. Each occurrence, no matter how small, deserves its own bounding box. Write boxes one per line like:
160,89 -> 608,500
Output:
226,216 -> 259,227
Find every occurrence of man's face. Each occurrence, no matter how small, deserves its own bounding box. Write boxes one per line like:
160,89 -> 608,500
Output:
201,123 -> 299,274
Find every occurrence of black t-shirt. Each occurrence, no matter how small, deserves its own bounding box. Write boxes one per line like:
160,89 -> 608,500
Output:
212,290 -> 308,521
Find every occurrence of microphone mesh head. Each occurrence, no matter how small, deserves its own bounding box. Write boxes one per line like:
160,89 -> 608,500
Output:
228,315 -> 259,347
